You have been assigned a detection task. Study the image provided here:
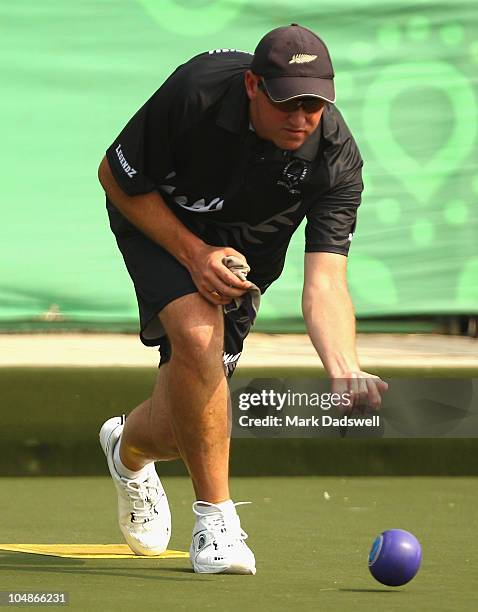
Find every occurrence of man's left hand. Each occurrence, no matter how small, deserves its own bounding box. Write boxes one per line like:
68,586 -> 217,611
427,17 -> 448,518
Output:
331,372 -> 388,415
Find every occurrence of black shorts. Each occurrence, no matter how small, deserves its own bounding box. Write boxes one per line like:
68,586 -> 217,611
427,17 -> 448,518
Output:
113,228 -> 254,378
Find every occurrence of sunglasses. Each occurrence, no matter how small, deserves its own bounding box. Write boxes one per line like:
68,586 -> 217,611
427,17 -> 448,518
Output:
257,80 -> 325,113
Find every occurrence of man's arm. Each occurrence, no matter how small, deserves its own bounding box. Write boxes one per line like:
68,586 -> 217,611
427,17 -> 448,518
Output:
302,251 -> 387,410
98,156 -> 250,305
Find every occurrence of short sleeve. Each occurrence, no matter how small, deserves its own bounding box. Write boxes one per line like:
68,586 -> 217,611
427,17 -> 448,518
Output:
305,158 -> 363,256
104,52 -> 251,198
105,68 -> 190,196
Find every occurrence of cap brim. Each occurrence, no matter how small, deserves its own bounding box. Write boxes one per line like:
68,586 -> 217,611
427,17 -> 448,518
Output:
264,76 -> 336,103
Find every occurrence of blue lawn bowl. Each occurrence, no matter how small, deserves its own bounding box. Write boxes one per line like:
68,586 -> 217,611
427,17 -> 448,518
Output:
368,529 -> 422,587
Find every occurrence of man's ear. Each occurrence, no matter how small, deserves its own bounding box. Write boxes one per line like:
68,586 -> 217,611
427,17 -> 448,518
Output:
244,70 -> 259,101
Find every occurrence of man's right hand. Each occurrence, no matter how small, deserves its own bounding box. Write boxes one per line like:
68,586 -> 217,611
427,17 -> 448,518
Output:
186,244 -> 252,306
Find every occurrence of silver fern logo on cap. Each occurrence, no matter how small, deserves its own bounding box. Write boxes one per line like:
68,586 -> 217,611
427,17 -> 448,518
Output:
288,53 -> 318,64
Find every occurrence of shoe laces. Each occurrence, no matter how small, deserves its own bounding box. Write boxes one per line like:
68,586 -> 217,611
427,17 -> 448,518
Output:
192,501 -> 250,541
123,474 -> 162,523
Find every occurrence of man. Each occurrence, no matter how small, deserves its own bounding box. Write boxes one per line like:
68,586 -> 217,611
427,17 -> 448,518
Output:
98,24 -> 387,576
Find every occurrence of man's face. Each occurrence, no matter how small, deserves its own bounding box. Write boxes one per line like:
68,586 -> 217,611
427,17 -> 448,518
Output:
245,70 -> 325,150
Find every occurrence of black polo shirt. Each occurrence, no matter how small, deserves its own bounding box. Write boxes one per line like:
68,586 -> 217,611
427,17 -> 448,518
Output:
106,50 -> 363,291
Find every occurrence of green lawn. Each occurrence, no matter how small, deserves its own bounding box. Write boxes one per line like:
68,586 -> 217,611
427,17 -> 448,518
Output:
1,476 -> 476,611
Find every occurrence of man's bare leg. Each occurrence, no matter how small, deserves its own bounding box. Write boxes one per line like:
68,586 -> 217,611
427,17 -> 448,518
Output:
118,365 -> 181,468
111,292 -> 255,573
118,292 -> 230,503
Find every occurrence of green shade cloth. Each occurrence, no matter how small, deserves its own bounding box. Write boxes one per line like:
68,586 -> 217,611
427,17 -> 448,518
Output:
2,1 -> 477,328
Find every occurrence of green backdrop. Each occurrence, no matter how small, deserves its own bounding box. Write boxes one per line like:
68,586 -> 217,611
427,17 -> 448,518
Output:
1,0 -> 477,329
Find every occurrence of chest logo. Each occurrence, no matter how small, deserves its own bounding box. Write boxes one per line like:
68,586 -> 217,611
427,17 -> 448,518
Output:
277,159 -> 310,195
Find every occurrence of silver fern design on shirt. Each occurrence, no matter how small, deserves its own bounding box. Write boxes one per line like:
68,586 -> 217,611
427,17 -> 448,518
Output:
289,53 -> 318,64
159,172 -> 224,212
205,201 -> 302,248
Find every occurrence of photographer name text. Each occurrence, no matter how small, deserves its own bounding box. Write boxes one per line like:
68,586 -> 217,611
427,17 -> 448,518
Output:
238,414 -> 380,428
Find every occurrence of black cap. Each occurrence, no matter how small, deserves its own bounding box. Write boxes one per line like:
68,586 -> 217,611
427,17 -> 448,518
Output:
251,24 -> 335,103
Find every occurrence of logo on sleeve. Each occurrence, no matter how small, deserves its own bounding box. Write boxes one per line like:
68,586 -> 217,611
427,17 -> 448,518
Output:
115,144 -> 137,178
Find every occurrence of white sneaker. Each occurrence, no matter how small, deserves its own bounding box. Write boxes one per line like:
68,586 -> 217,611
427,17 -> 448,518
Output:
99,416 -> 171,556
190,501 -> 256,574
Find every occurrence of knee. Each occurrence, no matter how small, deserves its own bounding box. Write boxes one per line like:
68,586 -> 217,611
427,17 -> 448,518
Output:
161,301 -> 224,365
160,294 -> 225,369
170,322 -> 223,363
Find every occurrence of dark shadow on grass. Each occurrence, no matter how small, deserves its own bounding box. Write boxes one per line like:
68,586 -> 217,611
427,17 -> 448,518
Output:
0,552 -> 82,566
0,552 -> 195,582
339,588 -> 400,593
